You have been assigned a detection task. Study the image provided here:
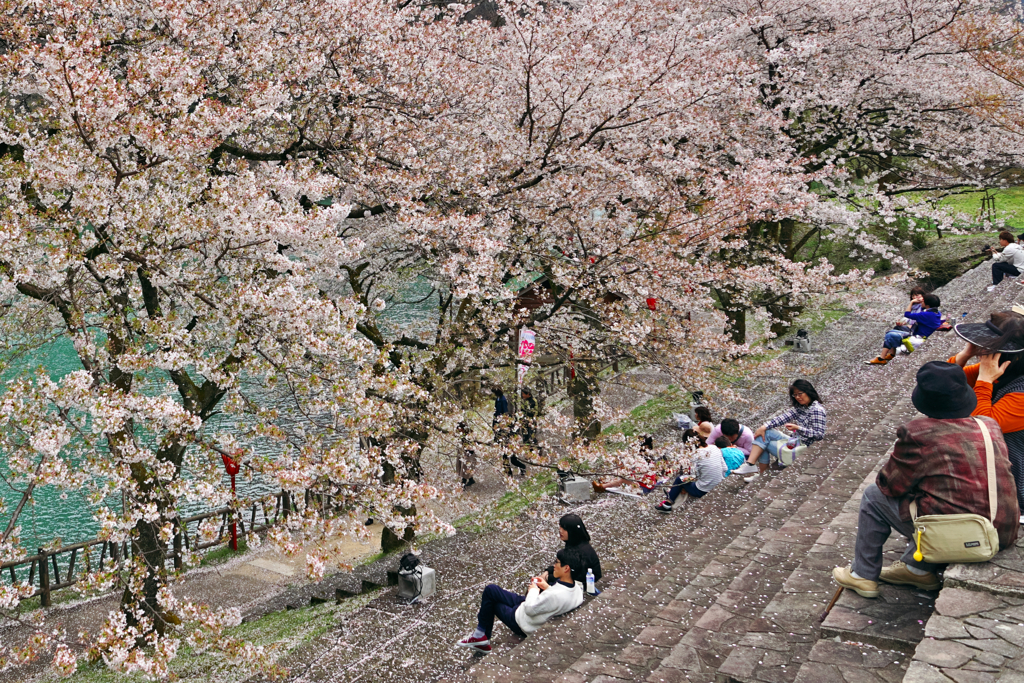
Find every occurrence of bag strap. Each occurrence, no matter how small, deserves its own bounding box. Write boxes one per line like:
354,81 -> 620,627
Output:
909,420 -> 997,522
974,417 -> 998,522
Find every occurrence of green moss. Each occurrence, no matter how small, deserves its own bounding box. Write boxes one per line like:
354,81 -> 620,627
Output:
455,471 -> 559,533
199,539 -> 249,567
42,592 -> 380,683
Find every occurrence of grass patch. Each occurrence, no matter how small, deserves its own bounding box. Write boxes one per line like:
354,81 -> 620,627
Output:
42,591 -> 380,683
603,385 -> 694,440
199,539 -> 249,567
935,187 -> 1024,229
454,471 -> 559,534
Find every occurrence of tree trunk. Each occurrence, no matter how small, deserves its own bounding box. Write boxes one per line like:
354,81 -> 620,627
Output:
378,441 -> 421,552
122,516 -> 169,635
716,289 -> 747,344
567,367 -> 601,441
767,300 -> 803,339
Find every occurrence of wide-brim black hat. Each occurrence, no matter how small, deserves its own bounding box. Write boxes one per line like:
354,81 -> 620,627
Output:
911,361 -> 977,419
955,321 -> 1024,354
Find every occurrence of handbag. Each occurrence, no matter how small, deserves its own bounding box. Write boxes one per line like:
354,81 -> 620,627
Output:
910,417 -> 1001,564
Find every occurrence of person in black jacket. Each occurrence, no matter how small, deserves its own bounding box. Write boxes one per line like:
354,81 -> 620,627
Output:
544,513 -> 601,584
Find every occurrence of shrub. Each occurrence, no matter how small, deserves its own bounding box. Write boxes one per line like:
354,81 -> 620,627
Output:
917,255 -> 962,289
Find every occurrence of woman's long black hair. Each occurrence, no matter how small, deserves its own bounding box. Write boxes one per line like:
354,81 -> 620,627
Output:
559,513 -> 590,546
978,311 -> 1024,388
789,379 -> 822,408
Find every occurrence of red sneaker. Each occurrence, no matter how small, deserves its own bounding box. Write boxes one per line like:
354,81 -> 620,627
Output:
456,635 -> 492,652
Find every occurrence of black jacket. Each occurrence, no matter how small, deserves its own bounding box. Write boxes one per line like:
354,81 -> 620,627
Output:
568,541 -> 602,582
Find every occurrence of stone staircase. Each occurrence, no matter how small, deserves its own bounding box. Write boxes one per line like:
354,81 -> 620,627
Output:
459,264 -> 1021,683
263,262 -> 1023,683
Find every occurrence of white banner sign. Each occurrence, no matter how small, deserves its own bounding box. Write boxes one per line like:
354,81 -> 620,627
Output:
517,328 -> 536,386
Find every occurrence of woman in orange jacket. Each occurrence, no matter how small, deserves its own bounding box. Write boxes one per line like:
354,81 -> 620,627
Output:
950,311 -> 1024,521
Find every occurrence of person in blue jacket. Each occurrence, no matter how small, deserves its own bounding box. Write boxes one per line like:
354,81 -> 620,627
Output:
866,293 -> 942,365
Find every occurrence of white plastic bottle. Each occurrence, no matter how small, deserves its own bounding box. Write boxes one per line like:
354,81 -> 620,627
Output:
586,568 -> 595,595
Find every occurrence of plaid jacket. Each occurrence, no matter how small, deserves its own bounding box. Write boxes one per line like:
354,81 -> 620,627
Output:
765,401 -> 827,446
876,416 -> 1020,550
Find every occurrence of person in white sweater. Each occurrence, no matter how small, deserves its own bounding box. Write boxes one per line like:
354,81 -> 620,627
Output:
988,230 -> 1024,290
456,548 -> 584,653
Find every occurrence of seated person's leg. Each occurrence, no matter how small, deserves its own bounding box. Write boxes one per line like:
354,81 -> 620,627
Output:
666,475 -> 686,503
850,484 -> 896,582
752,429 -> 787,473
878,331 -> 903,360
477,584 -> 526,639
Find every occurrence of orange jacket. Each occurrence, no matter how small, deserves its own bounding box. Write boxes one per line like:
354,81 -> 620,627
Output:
952,356 -> 1024,434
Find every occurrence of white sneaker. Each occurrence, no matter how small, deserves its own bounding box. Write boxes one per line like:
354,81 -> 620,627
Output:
734,462 -> 759,475
743,473 -> 759,483
988,285 -> 998,292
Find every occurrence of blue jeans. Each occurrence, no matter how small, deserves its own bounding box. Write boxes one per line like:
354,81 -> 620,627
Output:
477,584 -> 526,638
883,330 -> 909,350
752,429 -> 792,464
667,477 -> 706,502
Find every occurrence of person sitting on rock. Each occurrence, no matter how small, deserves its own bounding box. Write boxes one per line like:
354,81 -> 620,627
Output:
949,311 -> 1024,521
865,293 -> 942,365
986,230 -> 1024,291
456,548 -> 584,653
708,418 -> 754,460
655,435 -> 728,513
734,379 -> 826,481
831,361 -> 1020,598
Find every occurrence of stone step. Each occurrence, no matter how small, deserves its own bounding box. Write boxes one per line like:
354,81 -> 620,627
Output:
792,639 -> 910,683
904,549 -> 1024,682
710,264 -> 1009,683
819,582 -> 937,654
466,266 -> 998,683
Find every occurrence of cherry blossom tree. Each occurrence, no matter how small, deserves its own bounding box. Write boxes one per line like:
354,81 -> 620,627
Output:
706,0 -> 1024,340
0,0 -> 1018,677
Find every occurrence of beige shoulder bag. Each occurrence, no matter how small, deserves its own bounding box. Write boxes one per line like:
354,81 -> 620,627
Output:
909,417 -> 1001,564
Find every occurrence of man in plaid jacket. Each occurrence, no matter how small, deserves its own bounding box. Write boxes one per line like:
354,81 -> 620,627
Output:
833,362 -> 1020,598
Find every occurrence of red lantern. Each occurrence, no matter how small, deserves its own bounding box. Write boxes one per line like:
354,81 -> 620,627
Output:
220,452 -> 241,550
646,297 -> 657,311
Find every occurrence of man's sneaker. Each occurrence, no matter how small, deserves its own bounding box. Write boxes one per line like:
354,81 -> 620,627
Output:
832,565 -> 879,598
655,500 -> 673,513
734,462 -> 759,475
879,561 -> 941,591
743,473 -> 759,483
988,285 -> 998,292
902,338 -> 914,354
865,356 -> 888,365
456,635 -> 492,652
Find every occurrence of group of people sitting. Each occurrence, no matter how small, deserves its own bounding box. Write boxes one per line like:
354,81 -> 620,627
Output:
834,310 -> 1024,598
866,287 -> 944,365
589,379 -> 828,511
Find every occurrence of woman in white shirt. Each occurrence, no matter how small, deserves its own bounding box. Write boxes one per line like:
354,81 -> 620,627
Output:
989,231 -> 1024,291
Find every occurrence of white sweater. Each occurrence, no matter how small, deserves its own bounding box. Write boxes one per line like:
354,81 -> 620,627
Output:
514,580 -> 584,634
994,242 -> 1024,270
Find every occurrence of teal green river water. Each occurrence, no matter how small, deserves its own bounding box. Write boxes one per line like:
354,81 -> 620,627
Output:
0,283 -> 439,550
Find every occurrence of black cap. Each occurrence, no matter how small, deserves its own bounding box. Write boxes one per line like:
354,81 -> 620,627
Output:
954,321 -> 1024,354
911,361 -> 978,420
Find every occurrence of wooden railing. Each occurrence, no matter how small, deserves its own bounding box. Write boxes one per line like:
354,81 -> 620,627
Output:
0,490 -> 297,607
